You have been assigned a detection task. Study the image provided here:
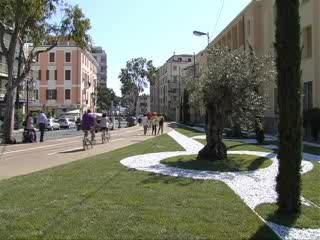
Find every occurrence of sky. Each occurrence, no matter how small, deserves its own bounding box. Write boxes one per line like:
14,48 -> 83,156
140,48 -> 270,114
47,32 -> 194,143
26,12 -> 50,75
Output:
67,0 -> 252,96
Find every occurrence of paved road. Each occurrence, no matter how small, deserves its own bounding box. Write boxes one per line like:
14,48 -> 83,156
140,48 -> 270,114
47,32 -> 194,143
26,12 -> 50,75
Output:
0,124 -> 170,181
7,120 -> 129,143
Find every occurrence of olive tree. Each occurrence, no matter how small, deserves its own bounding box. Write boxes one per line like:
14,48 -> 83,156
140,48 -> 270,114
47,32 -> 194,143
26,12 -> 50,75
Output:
187,48 -> 275,160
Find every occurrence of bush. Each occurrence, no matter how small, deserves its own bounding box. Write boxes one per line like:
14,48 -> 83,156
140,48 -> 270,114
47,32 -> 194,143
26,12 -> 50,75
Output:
304,108 -> 320,141
15,109 -> 25,130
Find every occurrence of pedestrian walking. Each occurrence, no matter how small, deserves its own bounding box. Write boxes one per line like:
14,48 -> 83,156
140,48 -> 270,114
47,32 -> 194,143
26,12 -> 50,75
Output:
151,115 -> 159,135
157,114 -> 164,135
25,112 -> 37,142
142,114 -> 148,135
37,111 -> 48,142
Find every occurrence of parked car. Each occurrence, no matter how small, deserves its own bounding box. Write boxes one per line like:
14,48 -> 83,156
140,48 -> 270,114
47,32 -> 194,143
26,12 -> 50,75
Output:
47,118 -> 60,131
58,118 -> 76,129
127,116 -> 137,127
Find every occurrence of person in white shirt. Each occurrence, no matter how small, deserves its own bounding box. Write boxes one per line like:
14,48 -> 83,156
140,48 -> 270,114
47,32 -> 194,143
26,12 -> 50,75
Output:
98,113 -> 110,138
141,114 -> 148,135
37,111 -> 48,142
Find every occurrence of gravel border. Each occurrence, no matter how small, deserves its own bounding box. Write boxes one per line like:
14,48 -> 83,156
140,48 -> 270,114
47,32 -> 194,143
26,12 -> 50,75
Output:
120,130 -> 320,240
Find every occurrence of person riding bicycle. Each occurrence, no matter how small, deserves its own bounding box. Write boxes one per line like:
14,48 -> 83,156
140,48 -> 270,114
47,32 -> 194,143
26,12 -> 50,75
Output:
98,113 -> 110,141
81,109 -> 95,141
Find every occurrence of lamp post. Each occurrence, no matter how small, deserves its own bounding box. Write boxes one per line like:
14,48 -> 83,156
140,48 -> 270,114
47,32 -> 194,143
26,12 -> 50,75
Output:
193,31 -> 210,47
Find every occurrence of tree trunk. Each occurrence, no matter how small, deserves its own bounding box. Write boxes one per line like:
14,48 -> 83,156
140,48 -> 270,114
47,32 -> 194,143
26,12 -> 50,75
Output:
275,0 -> 302,214
198,104 -> 227,161
3,85 -> 16,144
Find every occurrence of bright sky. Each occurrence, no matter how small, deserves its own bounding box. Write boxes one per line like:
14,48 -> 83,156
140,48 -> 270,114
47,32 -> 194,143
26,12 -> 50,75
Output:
67,0 -> 252,96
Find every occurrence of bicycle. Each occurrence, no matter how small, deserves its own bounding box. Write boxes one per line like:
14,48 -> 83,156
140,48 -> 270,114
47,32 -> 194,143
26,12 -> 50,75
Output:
83,130 -> 96,150
101,128 -> 111,143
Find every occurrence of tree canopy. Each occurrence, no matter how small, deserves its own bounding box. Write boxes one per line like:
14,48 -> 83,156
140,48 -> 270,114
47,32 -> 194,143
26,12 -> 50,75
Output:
119,57 -> 155,115
97,86 -> 116,112
0,0 -> 91,143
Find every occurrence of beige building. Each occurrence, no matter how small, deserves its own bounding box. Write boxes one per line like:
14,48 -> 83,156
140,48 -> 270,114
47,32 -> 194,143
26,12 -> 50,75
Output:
193,0 -> 319,133
150,54 -> 194,120
29,40 -> 98,116
136,94 -> 150,116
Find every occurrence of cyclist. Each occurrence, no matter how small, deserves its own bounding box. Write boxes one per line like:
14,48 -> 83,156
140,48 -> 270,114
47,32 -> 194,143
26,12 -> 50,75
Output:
98,113 -> 110,142
81,109 -> 95,142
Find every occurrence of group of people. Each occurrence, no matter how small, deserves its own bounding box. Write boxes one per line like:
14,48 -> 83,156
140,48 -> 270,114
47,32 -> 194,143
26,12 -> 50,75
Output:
81,109 -> 111,142
25,111 -> 48,142
140,113 -> 164,136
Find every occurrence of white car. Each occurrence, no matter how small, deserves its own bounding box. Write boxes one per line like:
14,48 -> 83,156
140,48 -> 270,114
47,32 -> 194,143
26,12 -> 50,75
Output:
58,118 -> 76,129
47,118 -> 60,131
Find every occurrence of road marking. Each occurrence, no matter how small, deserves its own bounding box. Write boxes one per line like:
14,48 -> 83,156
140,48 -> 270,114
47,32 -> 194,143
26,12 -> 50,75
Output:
3,141 -> 79,155
47,138 -> 125,156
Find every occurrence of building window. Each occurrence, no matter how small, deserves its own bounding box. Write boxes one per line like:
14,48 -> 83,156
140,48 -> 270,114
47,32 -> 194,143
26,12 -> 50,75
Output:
49,52 -> 55,62
54,70 -> 57,80
173,76 -> 178,82
188,58 -> 192,62
36,54 -> 39,62
302,26 -> 312,59
65,70 -> 71,80
303,81 -> 313,110
65,89 -> 71,100
47,89 -> 57,100
178,57 -> 182,62
38,70 -> 42,81
65,52 -> 71,62
46,70 -> 50,80
173,66 -> 177,71
33,89 -> 39,101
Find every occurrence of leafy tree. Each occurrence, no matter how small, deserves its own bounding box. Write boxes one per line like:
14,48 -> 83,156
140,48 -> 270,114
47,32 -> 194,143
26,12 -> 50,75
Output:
119,58 -> 155,116
97,86 -> 115,112
182,89 -> 190,123
275,0 -> 303,214
187,48 -> 275,161
0,0 -> 91,143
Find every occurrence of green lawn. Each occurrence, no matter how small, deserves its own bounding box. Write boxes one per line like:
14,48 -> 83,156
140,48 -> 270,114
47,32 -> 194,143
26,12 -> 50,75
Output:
162,154 -> 272,172
302,162 -> 320,206
174,126 -> 204,137
255,204 -> 320,229
0,134 -> 280,240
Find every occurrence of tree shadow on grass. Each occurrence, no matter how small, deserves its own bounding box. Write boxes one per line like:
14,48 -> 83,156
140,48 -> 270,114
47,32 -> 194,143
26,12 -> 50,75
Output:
140,172 -> 198,187
249,210 -> 299,240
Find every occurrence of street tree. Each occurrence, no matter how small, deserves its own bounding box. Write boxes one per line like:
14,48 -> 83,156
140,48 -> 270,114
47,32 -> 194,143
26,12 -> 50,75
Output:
275,0 -> 303,214
0,0 -> 91,143
187,47 -> 275,161
119,57 -> 155,116
97,86 -> 115,112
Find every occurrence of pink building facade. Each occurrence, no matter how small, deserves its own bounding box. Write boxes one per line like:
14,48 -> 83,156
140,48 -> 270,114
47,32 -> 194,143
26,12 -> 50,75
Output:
29,44 -> 98,116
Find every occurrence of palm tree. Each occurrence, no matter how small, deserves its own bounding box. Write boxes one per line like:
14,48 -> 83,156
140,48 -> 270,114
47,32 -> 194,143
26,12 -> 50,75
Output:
275,0 -> 303,213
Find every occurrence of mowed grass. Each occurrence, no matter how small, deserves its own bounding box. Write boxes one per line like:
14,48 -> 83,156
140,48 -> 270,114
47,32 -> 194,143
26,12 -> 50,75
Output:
174,126 -> 204,137
162,154 -> 272,172
255,204 -> 320,229
0,134 -> 280,240
178,127 -> 320,229
302,162 -> 320,206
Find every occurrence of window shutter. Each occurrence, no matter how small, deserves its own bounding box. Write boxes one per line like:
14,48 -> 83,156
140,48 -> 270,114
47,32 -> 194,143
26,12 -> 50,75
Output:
38,70 -> 42,81
46,89 -> 48,100
46,70 -> 49,80
54,90 -> 57,100
55,70 -> 57,80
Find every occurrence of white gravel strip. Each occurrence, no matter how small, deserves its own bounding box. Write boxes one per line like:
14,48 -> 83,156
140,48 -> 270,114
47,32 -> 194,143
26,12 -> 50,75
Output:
120,130 -> 320,240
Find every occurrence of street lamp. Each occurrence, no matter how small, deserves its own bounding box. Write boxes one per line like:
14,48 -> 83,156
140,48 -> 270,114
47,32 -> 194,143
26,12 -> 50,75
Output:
193,31 -> 210,47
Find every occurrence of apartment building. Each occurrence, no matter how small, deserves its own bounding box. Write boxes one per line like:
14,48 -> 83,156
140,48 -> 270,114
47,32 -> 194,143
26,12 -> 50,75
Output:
29,40 -> 98,116
136,94 -> 150,116
150,54 -> 194,120
201,0 -> 319,133
91,46 -> 107,88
